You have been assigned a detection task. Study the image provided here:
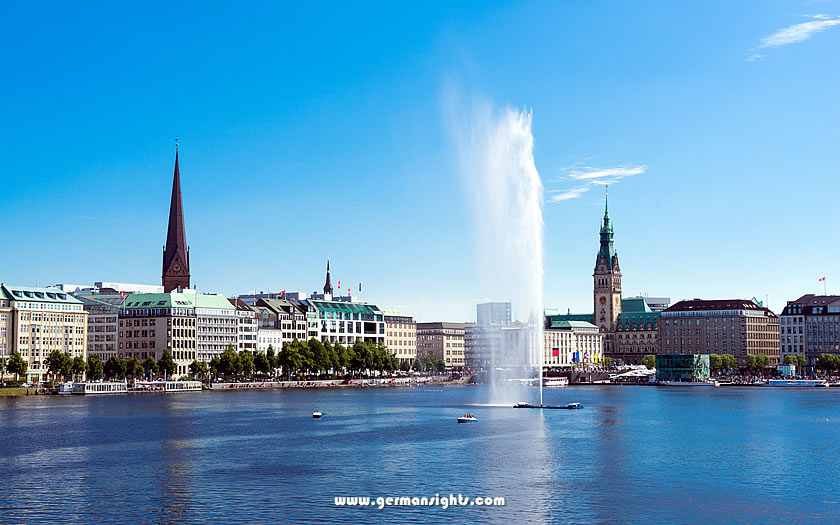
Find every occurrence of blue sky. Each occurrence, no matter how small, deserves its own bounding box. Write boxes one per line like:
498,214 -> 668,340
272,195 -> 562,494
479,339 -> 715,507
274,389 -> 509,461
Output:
2,1 -> 839,321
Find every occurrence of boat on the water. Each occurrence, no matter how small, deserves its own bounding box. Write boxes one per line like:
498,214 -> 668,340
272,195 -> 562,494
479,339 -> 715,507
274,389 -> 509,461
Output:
457,414 -> 477,423
764,379 -> 829,387
58,381 -> 75,395
313,410 -> 323,418
132,380 -> 203,393
514,402 -> 584,410
72,381 -> 128,395
657,381 -> 719,387
543,377 -> 569,387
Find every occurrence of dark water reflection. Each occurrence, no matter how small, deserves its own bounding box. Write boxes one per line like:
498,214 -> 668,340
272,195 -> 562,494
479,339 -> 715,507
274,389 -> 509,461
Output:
1,386 -> 840,523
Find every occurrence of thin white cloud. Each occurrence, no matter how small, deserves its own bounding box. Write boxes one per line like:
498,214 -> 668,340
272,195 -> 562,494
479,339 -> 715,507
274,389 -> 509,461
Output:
548,163 -> 646,204
747,53 -> 765,62
565,165 -> 646,181
549,186 -> 590,202
759,15 -> 840,48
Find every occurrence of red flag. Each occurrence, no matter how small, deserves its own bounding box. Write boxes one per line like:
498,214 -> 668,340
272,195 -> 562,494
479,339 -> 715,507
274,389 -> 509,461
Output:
338,280 -> 340,289
819,277 -> 826,282
280,290 -> 285,296
552,348 -> 559,357
120,291 -> 125,297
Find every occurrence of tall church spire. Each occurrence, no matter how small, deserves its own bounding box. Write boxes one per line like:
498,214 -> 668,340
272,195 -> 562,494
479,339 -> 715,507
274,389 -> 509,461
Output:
162,144 -> 190,292
323,258 -> 333,296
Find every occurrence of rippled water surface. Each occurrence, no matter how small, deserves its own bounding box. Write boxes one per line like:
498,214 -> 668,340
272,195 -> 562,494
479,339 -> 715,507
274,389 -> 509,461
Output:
1,385 -> 840,524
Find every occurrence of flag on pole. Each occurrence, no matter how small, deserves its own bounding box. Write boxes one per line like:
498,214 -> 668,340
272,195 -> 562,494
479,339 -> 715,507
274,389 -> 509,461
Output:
819,277 -> 826,282
338,280 -> 340,289
552,348 -> 559,357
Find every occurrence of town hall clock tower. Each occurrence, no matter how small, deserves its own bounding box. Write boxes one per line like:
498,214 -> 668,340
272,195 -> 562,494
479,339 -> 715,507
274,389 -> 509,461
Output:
593,188 -> 621,354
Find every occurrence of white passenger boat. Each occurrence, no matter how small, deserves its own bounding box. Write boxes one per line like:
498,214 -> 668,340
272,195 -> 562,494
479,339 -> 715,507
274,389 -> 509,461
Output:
58,381 -> 75,395
132,380 -> 203,393
543,377 -> 569,387
313,410 -> 323,418
72,381 -> 128,395
764,379 -> 829,387
457,414 -> 478,423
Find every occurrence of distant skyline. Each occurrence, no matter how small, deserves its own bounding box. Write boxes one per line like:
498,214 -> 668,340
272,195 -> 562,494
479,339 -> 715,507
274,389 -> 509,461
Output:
2,1 -> 839,321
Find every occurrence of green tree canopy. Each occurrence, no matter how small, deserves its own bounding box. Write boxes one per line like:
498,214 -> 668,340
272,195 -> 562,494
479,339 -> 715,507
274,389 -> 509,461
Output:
238,350 -> 255,377
603,356 -> 613,369
46,350 -> 70,380
142,356 -> 159,378
71,356 -> 88,377
125,357 -> 144,378
209,356 -> 221,377
104,356 -> 127,379
87,355 -> 104,379
266,345 -> 277,370
254,352 -> 271,375
709,354 -> 722,370
755,354 -> 770,369
744,354 -> 757,370
189,360 -> 208,378
721,354 -> 738,370
817,353 -> 840,375
219,345 -> 239,377
158,349 -> 177,378
6,352 -> 28,380
641,355 -> 656,369
783,355 -> 798,366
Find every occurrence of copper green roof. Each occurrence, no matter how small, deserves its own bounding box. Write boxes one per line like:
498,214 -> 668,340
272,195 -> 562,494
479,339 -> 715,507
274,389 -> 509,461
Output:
2,284 -> 82,304
621,297 -> 653,313
123,292 -> 195,309
195,293 -> 235,310
546,313 -> 593,324
550,320 -> 598,329
617,312 -> 660,330
309,300 -> 381,315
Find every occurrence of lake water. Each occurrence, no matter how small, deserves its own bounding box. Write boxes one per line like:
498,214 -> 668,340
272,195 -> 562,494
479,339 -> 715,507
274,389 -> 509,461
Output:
1,385 -> 839,524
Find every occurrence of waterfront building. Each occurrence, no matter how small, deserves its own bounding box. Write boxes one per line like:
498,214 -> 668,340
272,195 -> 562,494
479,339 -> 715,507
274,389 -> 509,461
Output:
0,289 -> 11,361
658,299 -> 780,366
383,310 -> 416,363
119,291 -> 197,377
614,297 -> 659,363
417,322 -> 466,368
161,148 -> 191,292
307,299 -> 385,345
543,320 -> 603,369
477,302 -> 512,325
780,294 -> 840,365
0,284 -> 88,382
195,294 -> 236,363
76,294 -> 124,364
253,298 -> 309,346
229,298 -> 258,351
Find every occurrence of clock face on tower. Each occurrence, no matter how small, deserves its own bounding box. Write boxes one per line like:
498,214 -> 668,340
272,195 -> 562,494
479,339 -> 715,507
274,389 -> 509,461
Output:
173,263 -> 182,272
599,296 -> 607,305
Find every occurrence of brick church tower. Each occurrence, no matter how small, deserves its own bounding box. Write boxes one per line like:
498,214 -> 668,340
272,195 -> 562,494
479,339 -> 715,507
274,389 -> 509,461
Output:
162,146 -> 190,292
